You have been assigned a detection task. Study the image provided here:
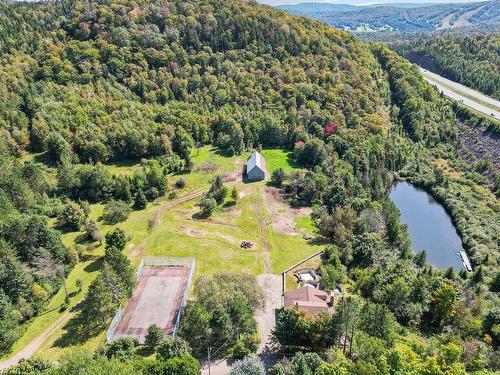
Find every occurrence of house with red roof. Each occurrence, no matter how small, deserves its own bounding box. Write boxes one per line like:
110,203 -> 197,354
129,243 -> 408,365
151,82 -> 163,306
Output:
283,286 -> 332,315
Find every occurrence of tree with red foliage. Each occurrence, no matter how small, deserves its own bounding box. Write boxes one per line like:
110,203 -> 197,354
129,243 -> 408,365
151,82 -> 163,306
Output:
324,121 -> 338,136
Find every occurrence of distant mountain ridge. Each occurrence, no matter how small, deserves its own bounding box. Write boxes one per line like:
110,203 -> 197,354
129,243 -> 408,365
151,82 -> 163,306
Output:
277,3 -> 358,11
277,0 -> 500,32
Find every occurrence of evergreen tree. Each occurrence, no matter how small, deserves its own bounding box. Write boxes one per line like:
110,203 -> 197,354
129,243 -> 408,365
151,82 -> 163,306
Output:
145,324 -> 164,351
105,228 -> 128,252
207,176 -> 227,204
133,189 -> 147,210
79,275 -> 115,334
472,266 -> 484,284
104,246 -> 135,296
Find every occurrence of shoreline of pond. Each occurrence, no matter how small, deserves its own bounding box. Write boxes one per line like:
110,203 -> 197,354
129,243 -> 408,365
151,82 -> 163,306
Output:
389,180 -> 467,271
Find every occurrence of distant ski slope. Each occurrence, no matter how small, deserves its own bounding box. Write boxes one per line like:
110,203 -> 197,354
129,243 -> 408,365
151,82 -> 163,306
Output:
276,1 -> 500,32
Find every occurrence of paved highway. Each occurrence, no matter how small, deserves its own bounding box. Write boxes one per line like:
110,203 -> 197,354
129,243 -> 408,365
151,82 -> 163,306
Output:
419,67 -> 500,120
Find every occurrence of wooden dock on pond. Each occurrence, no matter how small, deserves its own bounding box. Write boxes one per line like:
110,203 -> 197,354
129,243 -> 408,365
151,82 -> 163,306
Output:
459,251 -> 473,272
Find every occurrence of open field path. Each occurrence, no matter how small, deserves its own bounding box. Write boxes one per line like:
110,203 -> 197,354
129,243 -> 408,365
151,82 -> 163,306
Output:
420,67 -> 500,119
254,191 -> 272,274
152,165 -> 243,222
0,307 -> 78,370
161,190 -> 206,210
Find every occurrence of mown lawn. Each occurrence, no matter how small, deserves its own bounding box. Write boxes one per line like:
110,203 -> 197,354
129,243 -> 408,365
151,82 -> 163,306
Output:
168,146 -> 248,193
11,146 -> 322,361
261,148 -> 300,174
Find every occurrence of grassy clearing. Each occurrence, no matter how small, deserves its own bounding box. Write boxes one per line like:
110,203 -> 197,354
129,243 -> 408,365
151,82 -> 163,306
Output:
260,149 -> 300,174
7,259 -> 100,358
170,146 -> 247,193
11,146 -> 322,361
104,159 -> 142,175
294,215 -> 318,235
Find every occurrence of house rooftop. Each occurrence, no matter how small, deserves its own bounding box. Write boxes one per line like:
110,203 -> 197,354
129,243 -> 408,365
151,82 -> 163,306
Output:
284,286 -> 331,315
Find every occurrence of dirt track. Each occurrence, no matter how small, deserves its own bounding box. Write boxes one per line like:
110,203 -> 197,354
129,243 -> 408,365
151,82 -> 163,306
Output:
261,186 -> 311,236
0,308 -> 77,370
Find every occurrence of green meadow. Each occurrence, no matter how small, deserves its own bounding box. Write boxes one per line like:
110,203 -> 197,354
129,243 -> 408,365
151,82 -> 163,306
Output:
6,147 -> 320,361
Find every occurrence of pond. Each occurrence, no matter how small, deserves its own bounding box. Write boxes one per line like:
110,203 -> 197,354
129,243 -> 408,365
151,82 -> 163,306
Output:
389,181 -> 464,270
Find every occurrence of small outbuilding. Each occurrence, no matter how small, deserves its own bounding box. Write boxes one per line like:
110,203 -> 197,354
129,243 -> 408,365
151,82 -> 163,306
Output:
245,151 -> 266,181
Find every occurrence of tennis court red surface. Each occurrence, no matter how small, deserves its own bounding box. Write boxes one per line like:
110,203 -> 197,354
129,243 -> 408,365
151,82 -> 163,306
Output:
112,265 -> 191,342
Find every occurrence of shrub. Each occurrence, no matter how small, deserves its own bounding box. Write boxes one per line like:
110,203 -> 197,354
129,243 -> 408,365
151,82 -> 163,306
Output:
75,278 -> 83,292
57,200 -> 86,231
133,189 -> 147,210
231,186 -> 238,201
231,334 -> 259,358
105,228 -> 127,251
175,178 -> 186,189
196,197 -> 217,217
103,337 -> 138,360
162,354 -> 201,375
229,356 -> 265,375
2,358 -> 53,375
157,336 -> 191,361
102,200 -> 131,224
84,220 -> 102,243
145,187 -> 160,201
145,324 -> 164,351
66,246 -> 79,266
271,168 -> 286,187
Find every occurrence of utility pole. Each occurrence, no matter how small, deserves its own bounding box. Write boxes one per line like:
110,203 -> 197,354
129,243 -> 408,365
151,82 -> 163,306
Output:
57,265 -> 69,304
63,277 -> 69,303
207,347 -> 212,375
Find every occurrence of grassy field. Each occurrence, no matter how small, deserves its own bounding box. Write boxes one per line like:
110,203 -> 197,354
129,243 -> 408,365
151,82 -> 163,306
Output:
6,146 -> 322,361
260,149 -> 300,174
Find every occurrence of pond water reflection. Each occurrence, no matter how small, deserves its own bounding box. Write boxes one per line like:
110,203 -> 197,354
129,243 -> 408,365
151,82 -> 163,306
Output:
389,182 -> 464,270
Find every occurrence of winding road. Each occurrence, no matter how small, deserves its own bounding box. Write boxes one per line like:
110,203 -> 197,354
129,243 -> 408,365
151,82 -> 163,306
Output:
419,67 -> 500,120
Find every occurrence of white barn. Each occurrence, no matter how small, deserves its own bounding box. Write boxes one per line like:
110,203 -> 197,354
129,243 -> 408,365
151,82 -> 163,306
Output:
245,151 -> 266,181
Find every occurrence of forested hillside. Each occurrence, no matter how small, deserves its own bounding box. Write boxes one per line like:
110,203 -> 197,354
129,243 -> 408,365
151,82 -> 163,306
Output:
279,1 -> 500,33
392,33 -> 500,99
0,0 -> 499,373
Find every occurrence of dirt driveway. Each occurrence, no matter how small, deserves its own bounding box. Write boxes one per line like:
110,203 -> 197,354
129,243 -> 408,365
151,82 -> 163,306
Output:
0,307 -> 77,371
201,273 -> 282,374
255,274 -> 281,353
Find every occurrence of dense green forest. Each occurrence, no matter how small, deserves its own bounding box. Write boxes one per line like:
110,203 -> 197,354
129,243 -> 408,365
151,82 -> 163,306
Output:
391,34 -> 500,99
0,0 -> 498,374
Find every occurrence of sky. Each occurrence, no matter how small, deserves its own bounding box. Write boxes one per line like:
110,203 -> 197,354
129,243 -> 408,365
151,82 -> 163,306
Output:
257,0 -> 485,6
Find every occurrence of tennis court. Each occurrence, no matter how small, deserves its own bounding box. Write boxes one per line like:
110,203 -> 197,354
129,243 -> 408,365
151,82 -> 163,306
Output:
110,258 -> 194,343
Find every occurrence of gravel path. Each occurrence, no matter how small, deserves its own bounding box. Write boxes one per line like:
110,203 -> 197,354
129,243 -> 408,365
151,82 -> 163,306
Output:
0,308 -> 77,370
201,274 -> 282,374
